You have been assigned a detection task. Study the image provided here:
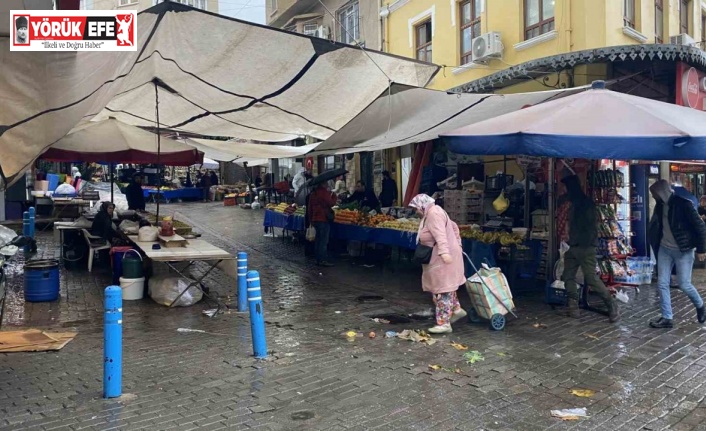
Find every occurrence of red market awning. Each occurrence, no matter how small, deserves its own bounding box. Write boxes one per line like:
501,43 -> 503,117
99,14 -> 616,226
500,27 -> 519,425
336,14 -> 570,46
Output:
42,119 -> 203,166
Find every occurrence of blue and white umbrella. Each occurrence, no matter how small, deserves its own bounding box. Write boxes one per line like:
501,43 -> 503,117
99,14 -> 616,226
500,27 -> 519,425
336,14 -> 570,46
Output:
442,81 -> 706,161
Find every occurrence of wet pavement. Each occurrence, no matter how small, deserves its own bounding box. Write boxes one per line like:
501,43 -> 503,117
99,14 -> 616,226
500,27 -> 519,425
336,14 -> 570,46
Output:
2,202 -> 706,430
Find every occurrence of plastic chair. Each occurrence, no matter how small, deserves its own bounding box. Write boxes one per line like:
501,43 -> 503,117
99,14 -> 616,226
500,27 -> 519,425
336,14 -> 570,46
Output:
81,229 -> 110,272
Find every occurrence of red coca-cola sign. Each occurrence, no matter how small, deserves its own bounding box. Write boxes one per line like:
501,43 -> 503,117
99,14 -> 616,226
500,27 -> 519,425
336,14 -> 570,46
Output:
676,62 -> 706,111
683,67 -> 700,108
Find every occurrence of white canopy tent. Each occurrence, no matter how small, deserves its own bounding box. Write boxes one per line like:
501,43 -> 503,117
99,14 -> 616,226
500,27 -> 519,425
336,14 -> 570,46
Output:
0,1 -> 438,185
312,84 -> 585,155
185,138 -> 318,163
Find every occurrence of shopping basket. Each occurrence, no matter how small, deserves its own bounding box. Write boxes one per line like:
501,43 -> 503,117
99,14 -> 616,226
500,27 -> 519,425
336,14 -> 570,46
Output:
463,253 -> 517,331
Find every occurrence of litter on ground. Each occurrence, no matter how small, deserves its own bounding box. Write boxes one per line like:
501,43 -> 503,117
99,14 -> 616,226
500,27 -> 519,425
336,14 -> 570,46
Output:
398,329 -> 437,345
550,408 -> 589,421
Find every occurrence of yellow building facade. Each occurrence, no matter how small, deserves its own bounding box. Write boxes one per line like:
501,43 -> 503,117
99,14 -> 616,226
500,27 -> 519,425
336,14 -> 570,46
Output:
382,0 -> 706,91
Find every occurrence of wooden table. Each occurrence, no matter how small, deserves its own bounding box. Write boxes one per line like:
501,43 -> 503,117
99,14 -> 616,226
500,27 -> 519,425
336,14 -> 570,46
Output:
127,236 -> 234,311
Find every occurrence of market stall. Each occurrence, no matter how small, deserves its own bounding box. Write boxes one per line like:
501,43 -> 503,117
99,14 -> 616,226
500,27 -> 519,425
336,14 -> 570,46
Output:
441,80 -> 706,305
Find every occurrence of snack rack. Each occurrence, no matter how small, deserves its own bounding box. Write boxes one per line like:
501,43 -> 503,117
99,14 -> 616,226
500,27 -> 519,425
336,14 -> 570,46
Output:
587,160 -> 639,294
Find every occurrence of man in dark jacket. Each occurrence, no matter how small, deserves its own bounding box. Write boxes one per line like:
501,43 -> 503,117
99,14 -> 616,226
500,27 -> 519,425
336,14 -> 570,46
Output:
648,179 -> 706,328
125,174 -> 146,212
379,171 -> 398,207
346,181 -> 380,211
560,175 -> 620,322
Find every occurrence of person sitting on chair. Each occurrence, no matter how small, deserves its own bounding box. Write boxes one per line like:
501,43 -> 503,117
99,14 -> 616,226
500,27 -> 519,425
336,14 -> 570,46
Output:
91,202 -> 127,246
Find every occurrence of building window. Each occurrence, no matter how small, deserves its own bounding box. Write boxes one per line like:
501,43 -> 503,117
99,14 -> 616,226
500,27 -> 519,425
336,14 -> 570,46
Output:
415,20 -> 432,62
624,0 -> 636,28
655,0 -> 663,43
303,22 -> 319,37
336,1 -> 359,44
119,0 -> 133,5
680,0 -> 690,34
524,0 -> 555,40
460,0 -> 481,65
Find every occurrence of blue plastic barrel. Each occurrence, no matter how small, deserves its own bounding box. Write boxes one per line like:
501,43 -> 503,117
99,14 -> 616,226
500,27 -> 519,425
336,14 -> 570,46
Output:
24,260 -> 60,302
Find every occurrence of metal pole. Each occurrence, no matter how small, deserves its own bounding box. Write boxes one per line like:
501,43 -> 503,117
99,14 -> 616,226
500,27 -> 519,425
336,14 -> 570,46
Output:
103,286 -> 122,398
524,166 -> 530,234
110,163 -> 115,204
22,211 -> 29,253
154,81 -> 162,226
547,158 -> 556,280
237,252 -> 248,312
246,270 -> 267,359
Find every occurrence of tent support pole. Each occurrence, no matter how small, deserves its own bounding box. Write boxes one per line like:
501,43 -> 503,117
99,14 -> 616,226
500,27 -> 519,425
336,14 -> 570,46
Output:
547,158 -> 556,282
524,166 -> 530,235
110,163 -> 115,204
154,81 -> 162,227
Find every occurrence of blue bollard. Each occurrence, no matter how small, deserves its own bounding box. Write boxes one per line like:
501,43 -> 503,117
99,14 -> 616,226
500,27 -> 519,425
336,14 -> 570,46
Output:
22,211 -> 30,253
104,286 -> 122,399
28,207 -> 35,240
246,270 -> 267,359
237,252 -> 248,312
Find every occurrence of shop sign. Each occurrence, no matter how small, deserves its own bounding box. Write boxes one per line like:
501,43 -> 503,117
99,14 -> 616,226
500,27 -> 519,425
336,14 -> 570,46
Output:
670,163 -> 705,173
516,155 -> 541,168
676,62 -> 706,111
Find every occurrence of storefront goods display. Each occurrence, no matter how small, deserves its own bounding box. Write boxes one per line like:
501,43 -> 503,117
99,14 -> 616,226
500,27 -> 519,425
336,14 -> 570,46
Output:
377,220 -> 420,232
360,214 -> 396,227
458,228 -> 525,246
334,210 -> 359,225
589,163 -> 636,290
272,203 -> 289,214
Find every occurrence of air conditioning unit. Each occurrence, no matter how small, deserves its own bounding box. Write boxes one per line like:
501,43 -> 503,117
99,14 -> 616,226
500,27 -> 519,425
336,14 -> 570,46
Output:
316,25 -> 330,39
670,33 -> 696,46
471,32 -> 503,63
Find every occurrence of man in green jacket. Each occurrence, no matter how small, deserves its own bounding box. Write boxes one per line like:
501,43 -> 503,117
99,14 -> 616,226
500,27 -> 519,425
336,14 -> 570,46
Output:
560,175 -> 620,323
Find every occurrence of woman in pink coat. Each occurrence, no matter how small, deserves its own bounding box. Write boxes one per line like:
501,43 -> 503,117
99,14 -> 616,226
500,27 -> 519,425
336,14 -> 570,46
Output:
410,194 -> 467,334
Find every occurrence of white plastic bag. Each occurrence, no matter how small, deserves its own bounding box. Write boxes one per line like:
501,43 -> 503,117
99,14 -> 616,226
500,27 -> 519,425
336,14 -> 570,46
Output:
148,275 -> 203,307
555,242 -> 584,285
119,219 -> 140,235
306,225 -> 316,242
615,290 -> 630,304
138,226 -> 159,242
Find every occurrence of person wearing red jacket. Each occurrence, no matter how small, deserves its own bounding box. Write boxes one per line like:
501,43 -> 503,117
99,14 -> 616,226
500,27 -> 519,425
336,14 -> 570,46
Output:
307,183 -> 337,267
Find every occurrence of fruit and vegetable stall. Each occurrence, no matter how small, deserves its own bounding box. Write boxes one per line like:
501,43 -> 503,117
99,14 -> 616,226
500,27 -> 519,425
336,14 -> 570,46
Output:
262,203 -> 532,273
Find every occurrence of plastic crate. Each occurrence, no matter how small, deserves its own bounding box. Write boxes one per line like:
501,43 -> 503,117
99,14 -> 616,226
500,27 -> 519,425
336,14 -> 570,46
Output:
545,282 -> 568,305
224,197 -> 236,207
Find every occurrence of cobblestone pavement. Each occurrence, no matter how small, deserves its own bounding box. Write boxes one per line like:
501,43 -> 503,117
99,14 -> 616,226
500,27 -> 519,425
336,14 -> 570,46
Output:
2,202 -> 706,430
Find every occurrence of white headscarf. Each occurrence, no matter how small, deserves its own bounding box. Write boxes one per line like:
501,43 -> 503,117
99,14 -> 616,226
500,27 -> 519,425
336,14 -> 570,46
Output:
409,194 -> 436,244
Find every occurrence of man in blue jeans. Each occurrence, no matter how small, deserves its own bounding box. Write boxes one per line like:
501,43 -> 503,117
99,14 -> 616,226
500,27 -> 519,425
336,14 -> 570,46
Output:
648,180 -> 706,328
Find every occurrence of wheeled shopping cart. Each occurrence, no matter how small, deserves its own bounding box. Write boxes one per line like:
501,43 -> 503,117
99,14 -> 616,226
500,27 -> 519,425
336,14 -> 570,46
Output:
463,253 -> 518,331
